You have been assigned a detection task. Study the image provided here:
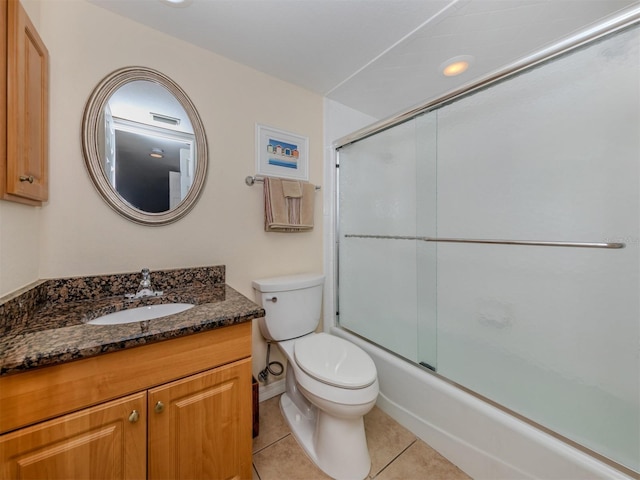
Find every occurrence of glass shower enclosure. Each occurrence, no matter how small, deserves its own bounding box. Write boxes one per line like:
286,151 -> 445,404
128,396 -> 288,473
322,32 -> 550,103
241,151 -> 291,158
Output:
337,23 -> 639,473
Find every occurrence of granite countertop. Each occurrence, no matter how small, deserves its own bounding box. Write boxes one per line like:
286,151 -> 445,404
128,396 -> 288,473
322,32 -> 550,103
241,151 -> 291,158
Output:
0,266 -> 265,377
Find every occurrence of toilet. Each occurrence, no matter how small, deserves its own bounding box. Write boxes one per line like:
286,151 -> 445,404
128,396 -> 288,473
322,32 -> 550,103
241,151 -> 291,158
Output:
252,273 -> 379,480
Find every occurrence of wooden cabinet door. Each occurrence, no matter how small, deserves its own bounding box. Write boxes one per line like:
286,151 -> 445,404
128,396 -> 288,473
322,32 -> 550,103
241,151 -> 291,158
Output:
5,0 -> 48,204
148,358 -> 253,480
1,1 -> 6,195
0,392 -> 146,479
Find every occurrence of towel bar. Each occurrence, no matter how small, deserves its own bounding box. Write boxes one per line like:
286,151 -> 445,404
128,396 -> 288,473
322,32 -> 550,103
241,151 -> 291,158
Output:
245,175 -> 321,190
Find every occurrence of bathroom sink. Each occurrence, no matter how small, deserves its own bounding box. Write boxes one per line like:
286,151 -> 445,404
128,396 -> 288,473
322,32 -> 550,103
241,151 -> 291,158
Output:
87,303 -> 195,325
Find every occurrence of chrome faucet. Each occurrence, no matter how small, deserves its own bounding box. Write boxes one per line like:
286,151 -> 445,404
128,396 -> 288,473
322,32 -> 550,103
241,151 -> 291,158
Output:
125,268 -> 163,300
138,268 -> 152,292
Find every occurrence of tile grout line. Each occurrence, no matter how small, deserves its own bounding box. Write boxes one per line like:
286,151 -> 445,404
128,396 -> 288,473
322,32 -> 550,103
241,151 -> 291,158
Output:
253,432 -> 293,480
253,432 -> 292,455
369,438 -> 418,479
252,463 -> 262,480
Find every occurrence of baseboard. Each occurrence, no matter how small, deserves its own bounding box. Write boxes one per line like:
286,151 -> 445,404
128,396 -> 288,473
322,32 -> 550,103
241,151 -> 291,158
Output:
258,378 -> 286,402
375,392 -> 529,479
377,388 -> 637,479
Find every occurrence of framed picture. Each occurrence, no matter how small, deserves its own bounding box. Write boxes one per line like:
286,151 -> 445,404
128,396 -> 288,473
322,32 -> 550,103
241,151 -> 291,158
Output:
256,124 -> 309,181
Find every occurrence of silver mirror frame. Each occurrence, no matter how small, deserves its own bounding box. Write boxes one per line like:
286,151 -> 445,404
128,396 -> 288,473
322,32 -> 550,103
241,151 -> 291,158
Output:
82,66 -> 208,226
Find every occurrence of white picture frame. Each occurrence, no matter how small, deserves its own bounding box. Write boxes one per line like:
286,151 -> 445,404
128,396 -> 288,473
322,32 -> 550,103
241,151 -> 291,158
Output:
256,124 -> 309,181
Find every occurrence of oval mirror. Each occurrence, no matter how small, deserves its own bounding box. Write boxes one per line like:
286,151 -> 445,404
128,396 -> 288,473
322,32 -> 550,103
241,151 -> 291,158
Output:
82,67 -> 208,225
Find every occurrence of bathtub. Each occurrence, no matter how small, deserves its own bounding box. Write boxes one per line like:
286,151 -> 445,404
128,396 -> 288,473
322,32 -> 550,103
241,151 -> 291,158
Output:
331,327 -> 635,480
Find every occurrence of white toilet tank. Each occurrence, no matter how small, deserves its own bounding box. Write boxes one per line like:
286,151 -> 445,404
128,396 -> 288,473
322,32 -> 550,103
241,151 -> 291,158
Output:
252,273 -> 325,341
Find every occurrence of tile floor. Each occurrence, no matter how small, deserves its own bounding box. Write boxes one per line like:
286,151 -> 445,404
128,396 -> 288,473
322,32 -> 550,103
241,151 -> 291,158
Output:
252,394 -> 471,480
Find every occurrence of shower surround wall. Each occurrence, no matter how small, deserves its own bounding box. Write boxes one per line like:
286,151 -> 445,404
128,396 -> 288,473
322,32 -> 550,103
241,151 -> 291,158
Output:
336,23 -> 639,476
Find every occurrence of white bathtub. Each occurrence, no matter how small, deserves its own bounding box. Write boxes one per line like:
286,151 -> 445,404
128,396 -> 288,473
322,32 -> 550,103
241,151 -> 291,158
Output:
331,327 -> 635,480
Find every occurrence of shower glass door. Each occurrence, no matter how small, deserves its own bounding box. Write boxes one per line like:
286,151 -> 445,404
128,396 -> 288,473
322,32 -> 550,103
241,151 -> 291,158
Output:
435,23 -> 639,470
338,115 -> 438,369
337,23 -> 640,473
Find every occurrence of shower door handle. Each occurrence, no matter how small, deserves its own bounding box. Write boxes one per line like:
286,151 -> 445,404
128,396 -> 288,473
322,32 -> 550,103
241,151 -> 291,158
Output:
344,234 -> 625,249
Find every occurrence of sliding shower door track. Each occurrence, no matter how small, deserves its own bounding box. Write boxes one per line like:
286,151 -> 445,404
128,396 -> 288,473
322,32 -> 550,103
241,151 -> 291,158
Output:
334,7 -> 640,150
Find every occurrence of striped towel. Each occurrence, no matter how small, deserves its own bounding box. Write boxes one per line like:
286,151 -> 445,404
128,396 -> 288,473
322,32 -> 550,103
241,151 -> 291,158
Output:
264,177 -> 315,232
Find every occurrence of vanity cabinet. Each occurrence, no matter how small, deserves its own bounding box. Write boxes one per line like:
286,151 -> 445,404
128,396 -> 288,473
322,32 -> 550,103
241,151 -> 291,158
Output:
0,392 -> 147,479
1,0 -> 49,205
148,360 -> 252,479
0,322 -> 253,479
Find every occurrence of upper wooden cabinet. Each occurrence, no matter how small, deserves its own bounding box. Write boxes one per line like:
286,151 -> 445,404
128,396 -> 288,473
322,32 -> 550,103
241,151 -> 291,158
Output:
1,0 -> 49,205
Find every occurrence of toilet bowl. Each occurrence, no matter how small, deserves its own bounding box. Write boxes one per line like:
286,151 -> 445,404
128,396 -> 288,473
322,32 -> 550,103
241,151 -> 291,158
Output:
276,334 -> 379,480
252,274 -> 379,480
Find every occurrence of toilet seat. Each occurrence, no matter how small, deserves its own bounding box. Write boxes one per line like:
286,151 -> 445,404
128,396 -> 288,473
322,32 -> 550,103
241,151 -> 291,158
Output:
294,333 -> 377,389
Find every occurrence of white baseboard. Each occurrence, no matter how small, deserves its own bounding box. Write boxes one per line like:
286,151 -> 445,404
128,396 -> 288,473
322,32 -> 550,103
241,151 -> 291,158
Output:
258,378 -> 286,402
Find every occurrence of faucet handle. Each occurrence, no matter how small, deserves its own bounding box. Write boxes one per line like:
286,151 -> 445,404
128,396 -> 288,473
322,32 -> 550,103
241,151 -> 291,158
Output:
141,268 -> 150,278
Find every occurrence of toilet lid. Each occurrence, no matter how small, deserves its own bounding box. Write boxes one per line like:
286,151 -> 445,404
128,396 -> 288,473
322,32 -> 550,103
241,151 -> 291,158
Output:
294,333 -> 377,389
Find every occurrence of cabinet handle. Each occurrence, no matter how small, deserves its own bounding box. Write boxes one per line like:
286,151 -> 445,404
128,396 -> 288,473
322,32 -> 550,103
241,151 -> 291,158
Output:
128,410 -> 140,423
19,175 -> 34,183
154,401 -> 165,413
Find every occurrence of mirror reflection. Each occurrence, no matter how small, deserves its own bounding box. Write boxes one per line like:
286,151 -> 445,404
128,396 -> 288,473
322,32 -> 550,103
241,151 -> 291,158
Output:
102,81 -> 195,213
82,67 -> 208,225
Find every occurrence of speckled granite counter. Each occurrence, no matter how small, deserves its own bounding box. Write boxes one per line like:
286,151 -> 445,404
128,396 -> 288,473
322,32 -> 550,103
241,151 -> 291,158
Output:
0,266 -> 264,376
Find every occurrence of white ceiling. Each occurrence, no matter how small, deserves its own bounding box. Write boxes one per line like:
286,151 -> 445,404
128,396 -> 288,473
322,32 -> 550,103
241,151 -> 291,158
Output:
88,0 -> 639,120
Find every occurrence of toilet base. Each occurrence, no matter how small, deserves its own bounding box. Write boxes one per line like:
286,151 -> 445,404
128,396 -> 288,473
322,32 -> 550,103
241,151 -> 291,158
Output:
280,393 -> 371,480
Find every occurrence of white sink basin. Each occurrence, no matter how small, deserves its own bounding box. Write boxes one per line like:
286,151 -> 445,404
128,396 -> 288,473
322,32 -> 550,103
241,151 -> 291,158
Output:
87,303 -> 195,325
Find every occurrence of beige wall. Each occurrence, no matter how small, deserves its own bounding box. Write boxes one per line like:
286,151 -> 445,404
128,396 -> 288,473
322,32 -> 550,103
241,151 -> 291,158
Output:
0,203 -> 40,294
1,0 -> 324,379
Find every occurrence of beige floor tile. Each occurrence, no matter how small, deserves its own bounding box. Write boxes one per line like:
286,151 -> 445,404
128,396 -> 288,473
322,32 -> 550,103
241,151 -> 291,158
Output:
253,395 -> 290,453
253,434 -> 332,480
374,439 -> 471,480
364,406 -> 417,477
253,395 -> 469,480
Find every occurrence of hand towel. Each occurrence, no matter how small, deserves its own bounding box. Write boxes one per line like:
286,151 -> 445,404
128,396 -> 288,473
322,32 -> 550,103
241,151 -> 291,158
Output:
281,180 -> 303,198
264,177 -> 315,232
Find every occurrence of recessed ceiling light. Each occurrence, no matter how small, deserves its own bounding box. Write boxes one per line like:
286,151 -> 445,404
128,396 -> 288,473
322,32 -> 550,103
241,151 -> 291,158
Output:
440,55 -> 474,77
159,0 -> 193,8
150,148 -> 164,159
